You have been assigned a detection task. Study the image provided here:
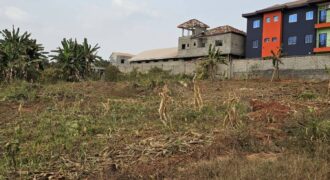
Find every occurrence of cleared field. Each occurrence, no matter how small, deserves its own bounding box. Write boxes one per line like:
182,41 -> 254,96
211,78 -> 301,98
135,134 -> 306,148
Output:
0,80 -> 329,179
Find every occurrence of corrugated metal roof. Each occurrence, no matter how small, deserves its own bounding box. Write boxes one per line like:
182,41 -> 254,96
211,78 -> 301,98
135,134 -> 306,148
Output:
129,48 -> 178,62
177,19 -> 210,29
242,0 -> 325,17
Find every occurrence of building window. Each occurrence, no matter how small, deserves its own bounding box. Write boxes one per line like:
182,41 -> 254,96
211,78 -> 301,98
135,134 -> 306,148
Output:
306,11 -> 314,20
319,10 -> 327,23
264,38 -> 270,43
266,17 -> 271,23
121,59 -> 125,64
319,33 -> 327,47
274,16 -> 279,22
289,14 -> 298,23
288,36 -> 297,45
272,37 -> 278,42
253,20 -> 260,28
305,34 -> 313,44
252,40 -> 259,49
197,42 -> 206,48
182,44 -> 186,50
215,40 -> 223,46
193,42 -> 196,46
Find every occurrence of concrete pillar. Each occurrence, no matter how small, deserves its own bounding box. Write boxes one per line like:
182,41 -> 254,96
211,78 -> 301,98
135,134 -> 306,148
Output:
184,62 -> 186,74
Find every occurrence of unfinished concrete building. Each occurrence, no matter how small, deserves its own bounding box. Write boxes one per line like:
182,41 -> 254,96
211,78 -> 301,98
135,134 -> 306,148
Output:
110,52 -> 134,65
129,19 -> 246,64
177,19 -> 246,59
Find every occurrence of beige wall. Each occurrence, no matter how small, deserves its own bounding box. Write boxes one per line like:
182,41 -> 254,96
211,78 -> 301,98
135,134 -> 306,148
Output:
117,55 -> 330,80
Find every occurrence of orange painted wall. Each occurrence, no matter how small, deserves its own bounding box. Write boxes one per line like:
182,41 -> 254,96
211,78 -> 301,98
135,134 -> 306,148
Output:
262,11 -> 282,58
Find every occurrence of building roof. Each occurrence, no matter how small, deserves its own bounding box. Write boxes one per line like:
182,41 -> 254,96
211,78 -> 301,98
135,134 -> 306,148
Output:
242,0 -> 325,17
205,25 -> 246,36
129,48 -> 178,62
177,19 -> 210,29
111,52 -> 134,57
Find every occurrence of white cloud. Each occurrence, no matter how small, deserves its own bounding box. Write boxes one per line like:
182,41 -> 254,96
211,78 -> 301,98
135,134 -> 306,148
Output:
2,6 -> 29,21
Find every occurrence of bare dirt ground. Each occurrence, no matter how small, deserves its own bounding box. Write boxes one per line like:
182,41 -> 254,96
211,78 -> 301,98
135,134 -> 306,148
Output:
0,80 -> 329,179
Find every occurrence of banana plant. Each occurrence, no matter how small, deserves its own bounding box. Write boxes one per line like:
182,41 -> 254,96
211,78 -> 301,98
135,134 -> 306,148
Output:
197,45 -> 227,80
51,38 -> 101,81
0,27 -> 47,82
270,48 -> 284,82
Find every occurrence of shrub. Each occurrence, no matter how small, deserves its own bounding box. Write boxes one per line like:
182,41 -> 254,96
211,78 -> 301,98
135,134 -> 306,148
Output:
298,91 -> 317,100
104,65 -> 122,82
40,67 -> 64,84
303,118 -> 330,142
0,81 -> 39,101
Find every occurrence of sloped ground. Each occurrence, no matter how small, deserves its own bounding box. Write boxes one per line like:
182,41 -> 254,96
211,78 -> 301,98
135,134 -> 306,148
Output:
0,80 -> 329,179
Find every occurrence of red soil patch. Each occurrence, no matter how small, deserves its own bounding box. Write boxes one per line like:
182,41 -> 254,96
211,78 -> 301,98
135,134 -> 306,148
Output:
248,99 -> 292,122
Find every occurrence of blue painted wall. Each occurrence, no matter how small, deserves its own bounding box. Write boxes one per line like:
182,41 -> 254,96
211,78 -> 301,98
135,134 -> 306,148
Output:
282,6 -> 318,56
245,15 -> 263,58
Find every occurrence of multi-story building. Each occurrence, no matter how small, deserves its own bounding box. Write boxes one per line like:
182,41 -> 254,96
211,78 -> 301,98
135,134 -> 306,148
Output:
177,19 -> 246,59
130,19 -> 246,63
315,1 -> 330,53
243,0 -> 326,59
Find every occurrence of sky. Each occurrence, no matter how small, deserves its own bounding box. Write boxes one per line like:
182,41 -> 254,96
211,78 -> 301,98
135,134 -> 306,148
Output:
0,0 -> 291,59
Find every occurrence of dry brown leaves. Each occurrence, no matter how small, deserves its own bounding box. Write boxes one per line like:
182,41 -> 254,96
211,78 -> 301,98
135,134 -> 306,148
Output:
101,131 -> 214,168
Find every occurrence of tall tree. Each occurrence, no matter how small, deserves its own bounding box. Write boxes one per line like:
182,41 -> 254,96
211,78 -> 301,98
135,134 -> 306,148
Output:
0,27 -> 47,82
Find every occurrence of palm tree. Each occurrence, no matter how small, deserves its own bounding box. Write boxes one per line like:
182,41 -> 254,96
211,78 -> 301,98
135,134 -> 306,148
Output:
0,27 -> 47,82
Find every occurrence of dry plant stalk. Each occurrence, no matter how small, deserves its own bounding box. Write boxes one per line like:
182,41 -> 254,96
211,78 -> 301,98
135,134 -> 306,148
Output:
101,98 -> 111,116
328,80 -> 330,96
17,102 -> 23,117
223,93 -> 241,128
193,74 -> 204,111
159,85 -> 171,127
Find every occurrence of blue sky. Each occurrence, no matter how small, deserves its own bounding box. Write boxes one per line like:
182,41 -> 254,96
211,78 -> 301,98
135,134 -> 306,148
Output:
0,0 -> 290,59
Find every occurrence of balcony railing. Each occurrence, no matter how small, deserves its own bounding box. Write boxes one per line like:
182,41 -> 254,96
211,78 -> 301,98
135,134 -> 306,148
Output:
314,39 -> 330,53
315,39 -> 330,48
315,22 -> 330,29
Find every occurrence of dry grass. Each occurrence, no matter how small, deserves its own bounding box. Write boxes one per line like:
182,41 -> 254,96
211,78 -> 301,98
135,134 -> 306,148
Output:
0,79 -> 329,179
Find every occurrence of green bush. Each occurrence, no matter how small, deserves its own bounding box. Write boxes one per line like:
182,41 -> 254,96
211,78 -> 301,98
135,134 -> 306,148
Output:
298,91 -> 317,100
0,81 -> 39,101
303,119 -> 330,142
40,67 -> 64,84
104,65 -> 122,82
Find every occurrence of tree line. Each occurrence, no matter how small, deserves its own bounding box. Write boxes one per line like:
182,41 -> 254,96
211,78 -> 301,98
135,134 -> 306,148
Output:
0,27 -> 106,83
